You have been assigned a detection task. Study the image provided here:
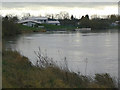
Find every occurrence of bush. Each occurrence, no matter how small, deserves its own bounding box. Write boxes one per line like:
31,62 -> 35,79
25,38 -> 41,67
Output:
2,16 -> 21,37
2,49 -> 117,88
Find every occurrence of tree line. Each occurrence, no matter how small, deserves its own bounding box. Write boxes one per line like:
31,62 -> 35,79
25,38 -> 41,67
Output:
2,15 -> 21,37
58,13 -> 119,29
9,12 -> 120,30
40,12 -> 119,29
2,12 -> 119,37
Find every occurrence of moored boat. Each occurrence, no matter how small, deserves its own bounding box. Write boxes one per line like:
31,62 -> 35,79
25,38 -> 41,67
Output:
75,28 -> 91,31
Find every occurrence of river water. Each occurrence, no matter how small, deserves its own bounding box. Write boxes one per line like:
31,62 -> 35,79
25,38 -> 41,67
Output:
5,30 -> 118,77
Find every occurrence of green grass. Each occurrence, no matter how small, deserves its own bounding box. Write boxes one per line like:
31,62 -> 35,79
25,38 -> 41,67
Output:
2,50 -> 117,88
42,24 -> 76,31
18,24 -> 46,33
18,24 -> 76,33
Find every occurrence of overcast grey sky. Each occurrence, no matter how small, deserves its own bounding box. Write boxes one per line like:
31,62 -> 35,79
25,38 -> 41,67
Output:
1,0 -> 119,2
1,2 -> 119,18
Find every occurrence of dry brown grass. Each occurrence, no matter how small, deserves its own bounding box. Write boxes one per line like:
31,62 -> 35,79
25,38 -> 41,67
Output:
2,50 -> 117,88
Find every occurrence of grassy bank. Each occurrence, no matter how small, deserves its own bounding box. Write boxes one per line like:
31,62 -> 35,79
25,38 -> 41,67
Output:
2,50 -> 117,88
18,24 -> 76,32
18,24 -> 46,33
42,24 -> 76,31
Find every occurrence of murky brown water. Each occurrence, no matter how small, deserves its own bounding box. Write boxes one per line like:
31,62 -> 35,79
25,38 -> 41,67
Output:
5,30 -> 118,77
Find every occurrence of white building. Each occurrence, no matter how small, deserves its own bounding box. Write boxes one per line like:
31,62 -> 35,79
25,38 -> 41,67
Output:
18,17 -> 60,27
47,21 -> 60,25
18,19 -> 42,27
111,21 -> 119,26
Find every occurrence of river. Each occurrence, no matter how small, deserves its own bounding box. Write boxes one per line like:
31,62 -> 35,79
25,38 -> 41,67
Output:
5,29 -> 118,77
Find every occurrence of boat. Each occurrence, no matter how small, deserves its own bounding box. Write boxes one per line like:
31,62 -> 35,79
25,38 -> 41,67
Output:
75,28 -> 91,31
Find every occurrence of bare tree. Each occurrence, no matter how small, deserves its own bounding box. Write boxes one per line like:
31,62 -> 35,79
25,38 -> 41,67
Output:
59,11 -> 69,19
45,14 -> 52,19
22,13 -> 31,20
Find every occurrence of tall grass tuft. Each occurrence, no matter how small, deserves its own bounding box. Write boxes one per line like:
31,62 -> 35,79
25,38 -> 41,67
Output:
2,48 -> 118,88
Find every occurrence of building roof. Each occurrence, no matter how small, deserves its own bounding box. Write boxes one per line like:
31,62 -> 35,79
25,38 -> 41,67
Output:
29,17 -> 48,20
18,20 -> 41,24
18,17 -> 60,24
47,21 -> 60,24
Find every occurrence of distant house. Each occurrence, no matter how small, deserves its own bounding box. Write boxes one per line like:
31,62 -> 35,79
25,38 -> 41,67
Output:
18,17 -> 60,27
111,21 -> 119,26
18,19 -> 42,27
47,21 -> 60,25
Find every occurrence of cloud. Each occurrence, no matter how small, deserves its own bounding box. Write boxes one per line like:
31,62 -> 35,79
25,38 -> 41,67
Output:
2,2 -> 117,9
1,0 -> 119,2
1,2 -> 118,18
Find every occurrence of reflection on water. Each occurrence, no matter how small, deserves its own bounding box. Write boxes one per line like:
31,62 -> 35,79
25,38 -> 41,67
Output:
5,30 -> 118,77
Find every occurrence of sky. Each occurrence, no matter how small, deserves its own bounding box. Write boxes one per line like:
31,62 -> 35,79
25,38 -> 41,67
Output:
1,0 -> 120,2
0,2 -> 119,19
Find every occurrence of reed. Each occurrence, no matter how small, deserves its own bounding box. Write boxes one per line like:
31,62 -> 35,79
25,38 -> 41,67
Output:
2,49 -> 117,88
